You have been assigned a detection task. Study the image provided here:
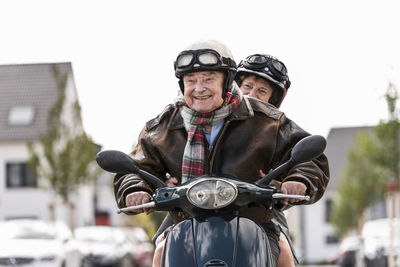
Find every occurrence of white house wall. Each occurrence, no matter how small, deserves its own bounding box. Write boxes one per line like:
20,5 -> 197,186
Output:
95,171 -> 123,226
0,142 -> 50,220
303,202 -> 333,262
286,191 -> 340,263
304,192 -> 339,263
285,205 -> 303,261
75,185 -> 95,226
0,141 -> 95,227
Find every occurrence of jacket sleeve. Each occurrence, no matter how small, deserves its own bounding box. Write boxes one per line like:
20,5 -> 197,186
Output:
272,113 -> 330,205
114,125 -> 167,212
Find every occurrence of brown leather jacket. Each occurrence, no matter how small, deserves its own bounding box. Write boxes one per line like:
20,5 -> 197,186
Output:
114,96 -> 330,224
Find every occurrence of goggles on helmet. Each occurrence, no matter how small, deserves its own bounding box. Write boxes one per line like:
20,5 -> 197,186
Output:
174,49 -> 236,77
239,54 -> 290,89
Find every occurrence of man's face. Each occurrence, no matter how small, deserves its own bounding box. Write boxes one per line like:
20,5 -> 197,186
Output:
183,71 -> 224,113
240,75 -> 274,103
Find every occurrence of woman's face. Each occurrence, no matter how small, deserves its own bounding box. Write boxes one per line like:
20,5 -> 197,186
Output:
240,75 -> 274,103
183,71 -> 224,113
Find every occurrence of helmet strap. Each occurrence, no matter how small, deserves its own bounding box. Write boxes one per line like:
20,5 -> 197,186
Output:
222,70 -> 235,99
179,80 -> 184,95
273,88 -> 287,108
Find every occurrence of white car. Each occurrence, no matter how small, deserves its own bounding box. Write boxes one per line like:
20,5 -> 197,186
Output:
362,218 -> 400,263
122,227 -> 154,267
334,234 -> 361,267
0,219 -> 82,267
74,226 -> 134,267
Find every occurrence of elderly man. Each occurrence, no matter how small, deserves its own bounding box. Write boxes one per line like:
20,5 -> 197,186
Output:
114,40 -> 329,267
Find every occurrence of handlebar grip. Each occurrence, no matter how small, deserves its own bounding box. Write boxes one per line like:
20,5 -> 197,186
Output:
272,193 -> 310,201
117,201 -> 156,214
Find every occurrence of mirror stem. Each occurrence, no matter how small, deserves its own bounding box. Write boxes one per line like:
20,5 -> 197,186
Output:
255,159 -> 296,186
137,169 -> 167,188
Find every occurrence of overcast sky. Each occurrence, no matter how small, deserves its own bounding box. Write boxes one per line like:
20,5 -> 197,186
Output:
1,0 -> 399,152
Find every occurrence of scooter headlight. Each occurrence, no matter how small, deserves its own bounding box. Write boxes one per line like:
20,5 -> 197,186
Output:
187,179 -> 238,209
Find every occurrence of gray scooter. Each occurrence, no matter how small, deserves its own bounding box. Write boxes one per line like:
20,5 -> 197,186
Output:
96,135 -> 326,267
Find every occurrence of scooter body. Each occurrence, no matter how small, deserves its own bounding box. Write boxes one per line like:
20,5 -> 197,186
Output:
162,215 -> 271,267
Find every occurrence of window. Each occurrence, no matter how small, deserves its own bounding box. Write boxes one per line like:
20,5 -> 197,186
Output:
326,234 -> 339,244
325,199 -> 333,222
6,162 -> 36,188
8,106 -> 35,126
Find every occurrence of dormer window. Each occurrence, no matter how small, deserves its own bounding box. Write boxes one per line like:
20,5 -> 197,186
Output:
8,106 -> 35,126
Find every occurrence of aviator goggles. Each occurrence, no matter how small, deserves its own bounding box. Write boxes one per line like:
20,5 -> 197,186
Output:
239,54 -> 289,86
174,49 -> 236,76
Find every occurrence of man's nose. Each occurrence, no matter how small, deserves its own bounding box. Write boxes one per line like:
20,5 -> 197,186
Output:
194,81 -> 206,91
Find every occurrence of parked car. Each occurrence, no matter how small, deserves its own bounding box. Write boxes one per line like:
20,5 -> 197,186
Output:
0,219 -> 82,267
122,227 -> 154,267
335,234 -> 361,267
74,225 -> 134,267
362,218 -> 400,267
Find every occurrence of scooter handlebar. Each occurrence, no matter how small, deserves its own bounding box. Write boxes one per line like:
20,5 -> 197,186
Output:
117,194 -> 309,214
117,201 -> 156,214
272,193 -> 310,201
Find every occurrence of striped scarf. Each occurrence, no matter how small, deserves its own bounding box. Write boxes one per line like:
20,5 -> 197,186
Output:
177,85 -> 242,182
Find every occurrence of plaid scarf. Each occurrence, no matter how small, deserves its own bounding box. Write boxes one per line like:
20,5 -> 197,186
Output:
177,85 -> 242,182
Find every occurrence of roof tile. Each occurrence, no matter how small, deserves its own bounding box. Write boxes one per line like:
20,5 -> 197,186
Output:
0,62 -> 72,141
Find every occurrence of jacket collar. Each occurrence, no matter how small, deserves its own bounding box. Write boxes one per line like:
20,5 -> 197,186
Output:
167,97 -> 254,130
167,107 -> 184,130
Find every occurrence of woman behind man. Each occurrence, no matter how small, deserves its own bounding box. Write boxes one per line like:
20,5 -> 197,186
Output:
235,53 -> 296,267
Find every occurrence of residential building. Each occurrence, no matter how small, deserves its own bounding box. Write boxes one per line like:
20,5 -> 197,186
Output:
286,126 -> 373,264
0,62 -> 120,227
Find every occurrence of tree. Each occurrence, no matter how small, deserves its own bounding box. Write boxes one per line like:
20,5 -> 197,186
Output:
125,212 -> 168,239
374,83 -> 400,187
27,65 -> 99,226
331,82 -> 399,237
331,132 -> 387,236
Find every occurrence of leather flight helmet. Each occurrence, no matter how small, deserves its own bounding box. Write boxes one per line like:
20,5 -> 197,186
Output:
236,53 -> 291,108
174,39 -> 237,99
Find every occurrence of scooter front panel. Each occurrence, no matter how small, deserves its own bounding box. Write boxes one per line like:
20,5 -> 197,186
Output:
162,220 -> 197,267
235,217 -> 270,266
193,215 -> 237,267
162,216 -> 270,267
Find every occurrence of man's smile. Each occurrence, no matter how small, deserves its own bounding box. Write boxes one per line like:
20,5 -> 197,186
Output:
193,95 -> 212,100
